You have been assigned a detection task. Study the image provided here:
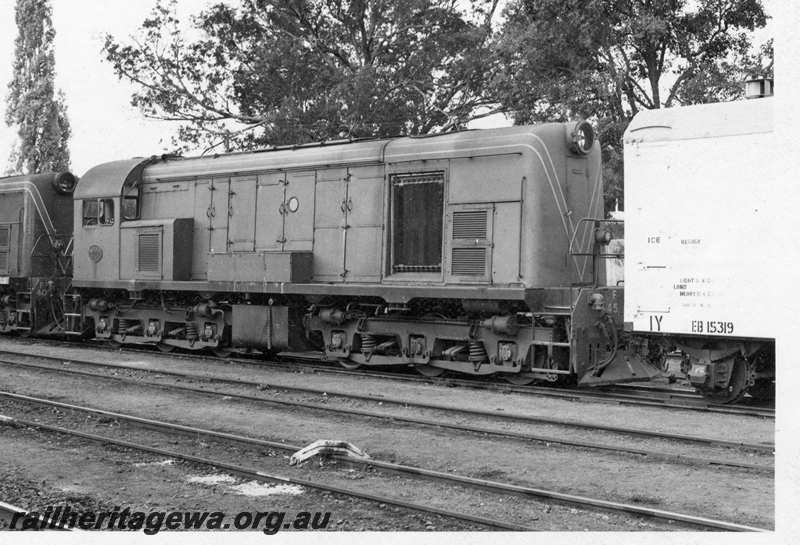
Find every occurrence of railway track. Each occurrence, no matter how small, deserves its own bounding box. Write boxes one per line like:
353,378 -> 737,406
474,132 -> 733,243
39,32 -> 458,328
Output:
0,340 -> 775,419
0,351 -> 774,460
0,392 -> 769,532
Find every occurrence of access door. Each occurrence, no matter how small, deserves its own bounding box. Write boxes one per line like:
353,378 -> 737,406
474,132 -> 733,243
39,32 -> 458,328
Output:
227,176 -> 257,252
313,168 -> 348,281
344,166 -> 383,282
208,177 -> 229,255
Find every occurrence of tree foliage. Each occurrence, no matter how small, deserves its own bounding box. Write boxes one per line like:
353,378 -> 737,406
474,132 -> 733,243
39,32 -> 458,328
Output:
104,0 -> 500,152
104,0 -> 772,210
5,0 -> 71,175
492,0 -> 772,210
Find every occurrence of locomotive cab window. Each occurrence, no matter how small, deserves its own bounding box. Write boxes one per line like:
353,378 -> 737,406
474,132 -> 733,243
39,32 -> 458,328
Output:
82,199 -> 115,226
390,172 -> 444,274
121,183 -> 140,221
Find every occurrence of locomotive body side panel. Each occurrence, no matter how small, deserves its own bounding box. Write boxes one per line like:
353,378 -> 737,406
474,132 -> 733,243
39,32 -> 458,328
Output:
71,126 -> 602,297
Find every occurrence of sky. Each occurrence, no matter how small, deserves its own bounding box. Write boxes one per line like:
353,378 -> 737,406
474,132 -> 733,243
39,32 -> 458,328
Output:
0,0 -> 216,176
0,0 -> 776,177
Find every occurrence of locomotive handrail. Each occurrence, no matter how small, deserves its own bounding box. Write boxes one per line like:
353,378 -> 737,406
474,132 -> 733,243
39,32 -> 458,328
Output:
568,217 -> 624,258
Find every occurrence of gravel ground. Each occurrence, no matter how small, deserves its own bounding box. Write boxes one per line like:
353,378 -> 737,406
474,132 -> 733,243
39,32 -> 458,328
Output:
0,426 -> 484,532
0,340 -> 774,531
0,399 -> 686,531
0,338 -> 774,444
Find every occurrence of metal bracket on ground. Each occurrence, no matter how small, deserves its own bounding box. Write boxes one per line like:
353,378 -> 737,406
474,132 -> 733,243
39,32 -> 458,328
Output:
289,440 -> 370,466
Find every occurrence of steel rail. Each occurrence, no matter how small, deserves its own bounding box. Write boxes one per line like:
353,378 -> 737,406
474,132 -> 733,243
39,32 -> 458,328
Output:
0,354 -> 774,454
0,412 -> 529,531
0,384 -> 772,474
105,346 -> 779,418
0,343 -> 774,419
0,395 -> 770,532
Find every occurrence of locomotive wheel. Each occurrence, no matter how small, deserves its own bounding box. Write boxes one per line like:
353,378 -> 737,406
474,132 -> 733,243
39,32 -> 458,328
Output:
337,358 -> 361,370
415,365 -> 446,377
747,378 -> 775,401
702,355 -> 748,404
503,373 -> 536,386
156,342 -> 175,353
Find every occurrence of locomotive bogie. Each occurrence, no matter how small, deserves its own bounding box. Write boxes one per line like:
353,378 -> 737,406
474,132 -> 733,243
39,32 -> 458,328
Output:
85,303 -> 229,353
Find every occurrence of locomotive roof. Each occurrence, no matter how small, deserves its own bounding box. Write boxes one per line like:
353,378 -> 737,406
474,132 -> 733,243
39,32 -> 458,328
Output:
73,124 -> 571,199
624,97 -> 773,144
74,158 -> 155,200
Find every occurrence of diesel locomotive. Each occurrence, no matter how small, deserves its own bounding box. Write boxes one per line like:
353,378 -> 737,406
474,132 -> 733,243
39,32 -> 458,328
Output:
0,122 -> 660,388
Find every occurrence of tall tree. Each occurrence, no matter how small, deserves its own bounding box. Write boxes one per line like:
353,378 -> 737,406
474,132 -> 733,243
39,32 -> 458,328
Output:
5,0 -> 71,175
492,0 -> 771,210
104,0 -> 500,153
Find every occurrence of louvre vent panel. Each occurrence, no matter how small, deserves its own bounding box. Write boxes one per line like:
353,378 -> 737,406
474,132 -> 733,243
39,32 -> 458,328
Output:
0,227 -> 9,247
137,233 -> 161,272
451,247 -> 486,276
0,251 -> 7,272
452,210 -> 488,239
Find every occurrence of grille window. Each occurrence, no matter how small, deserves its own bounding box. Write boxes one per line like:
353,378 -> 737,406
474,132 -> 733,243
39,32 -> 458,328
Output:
449,206 -> 491,279
451,247 -> 486,276
137,233 -> 161,272
391,172 -> 444,274
0,227 -> 9,247
452,210 -> 488,239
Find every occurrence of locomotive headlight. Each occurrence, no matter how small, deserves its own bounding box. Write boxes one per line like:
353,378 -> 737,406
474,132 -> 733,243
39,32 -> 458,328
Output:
498,342 -> 516,363
52,172 -> 77,194
566,120 -> 595,155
